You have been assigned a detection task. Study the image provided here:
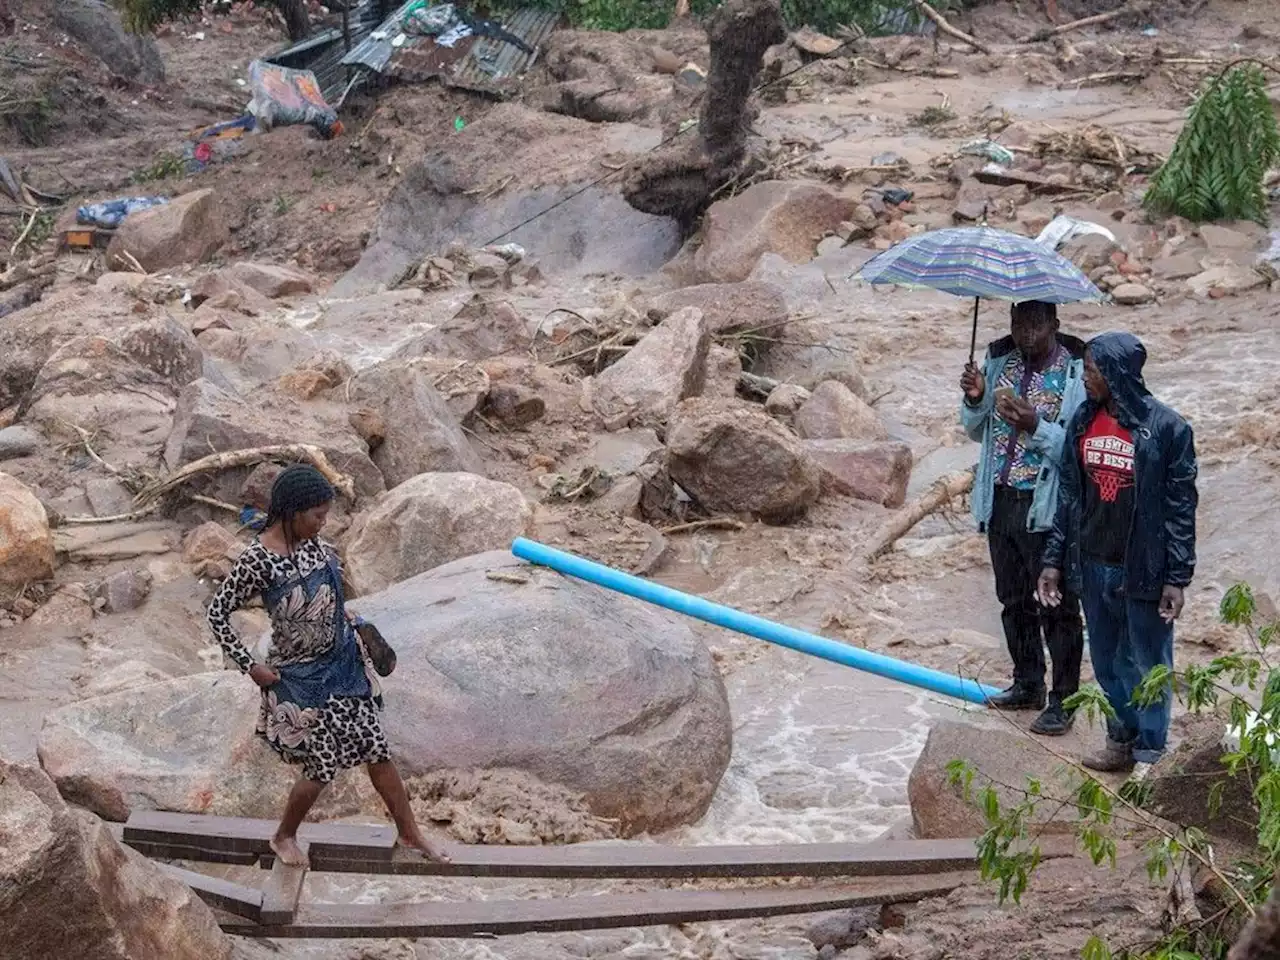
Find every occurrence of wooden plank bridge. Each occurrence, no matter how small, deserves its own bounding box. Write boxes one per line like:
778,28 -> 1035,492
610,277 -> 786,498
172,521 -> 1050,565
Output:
119,811 -> 1063,940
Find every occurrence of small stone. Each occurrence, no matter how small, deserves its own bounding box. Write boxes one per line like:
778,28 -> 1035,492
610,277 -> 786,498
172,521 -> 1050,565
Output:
952,200 -> 988,223
1111,283 -> 1155,305
240,463 -> 284,510
484,383 -> 546,427
764,383 -> 812,421
182,522 -> 239,567
97,569 -> 153,614
0,425 -> 41,461
84,478 -> 135,519
348,407 -> 388,452
795,381 -> 887,442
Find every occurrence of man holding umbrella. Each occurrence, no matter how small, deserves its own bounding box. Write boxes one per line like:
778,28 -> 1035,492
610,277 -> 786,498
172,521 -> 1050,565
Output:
855,222 -> 1106,734
961,301 -> 1087,735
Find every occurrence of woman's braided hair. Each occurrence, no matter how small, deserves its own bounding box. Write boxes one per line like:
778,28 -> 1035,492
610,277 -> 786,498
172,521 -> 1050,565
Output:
265,464 -> 334,557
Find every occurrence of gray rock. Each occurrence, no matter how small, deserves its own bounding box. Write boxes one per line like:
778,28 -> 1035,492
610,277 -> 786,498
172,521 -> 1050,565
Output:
0,758 -> 231,960
764,383 -> 811,421
344,472 -> 534,596
1111,283 -> 1155,306
0,426 -> 40,461
84,478 -> 134,519
593,307 -> 710,427
37,552 -> 734,835
794,380 -> 888,441
96,569 -> 153,614
52,0 -> 165,84
348,359 -> 484,489
667,397 -> 821,523
647,281 -> 789,335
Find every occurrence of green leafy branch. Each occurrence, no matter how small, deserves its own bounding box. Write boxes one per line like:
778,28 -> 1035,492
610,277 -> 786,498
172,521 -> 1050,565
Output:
949,581 -> 1280,959
1144,60 -> 1280,225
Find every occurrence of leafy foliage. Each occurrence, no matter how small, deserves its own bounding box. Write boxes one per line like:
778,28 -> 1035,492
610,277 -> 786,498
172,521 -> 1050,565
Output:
511,0 -> 976,40
1144,62 -> 1280,225
113,0 -> 203,33
953,582 -> 1280,959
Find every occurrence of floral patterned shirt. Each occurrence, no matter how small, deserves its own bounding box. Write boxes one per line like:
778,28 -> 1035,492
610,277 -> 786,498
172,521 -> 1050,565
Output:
990,344 -> 1070,490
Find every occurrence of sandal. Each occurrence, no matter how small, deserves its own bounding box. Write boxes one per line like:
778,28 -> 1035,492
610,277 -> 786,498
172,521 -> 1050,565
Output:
355,622 -> 397,677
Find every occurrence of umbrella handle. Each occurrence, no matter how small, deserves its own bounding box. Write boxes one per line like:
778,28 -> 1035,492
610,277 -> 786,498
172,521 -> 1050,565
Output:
968,297 -> 979,366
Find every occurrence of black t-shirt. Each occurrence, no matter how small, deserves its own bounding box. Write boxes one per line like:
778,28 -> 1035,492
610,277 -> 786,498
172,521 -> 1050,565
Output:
1079,408 -> 1136,565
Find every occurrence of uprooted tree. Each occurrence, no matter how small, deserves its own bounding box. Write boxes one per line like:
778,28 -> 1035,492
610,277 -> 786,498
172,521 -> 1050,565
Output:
622,0 -> 787,227
116,0 -> 313,40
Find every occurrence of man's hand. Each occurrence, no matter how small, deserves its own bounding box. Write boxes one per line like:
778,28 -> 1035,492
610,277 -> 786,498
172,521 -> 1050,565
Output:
960,363 -> 985,403
248,663 -> 280,689
1037,567 -> 1063,608
996,394 -> 1040,433
1159,585 -> 1185,623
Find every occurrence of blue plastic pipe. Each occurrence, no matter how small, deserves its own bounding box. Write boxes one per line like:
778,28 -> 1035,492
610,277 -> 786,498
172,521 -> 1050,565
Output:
511,538 -> 1001,706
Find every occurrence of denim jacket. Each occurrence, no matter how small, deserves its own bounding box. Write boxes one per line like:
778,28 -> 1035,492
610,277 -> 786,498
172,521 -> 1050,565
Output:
961,333 -> 1087,534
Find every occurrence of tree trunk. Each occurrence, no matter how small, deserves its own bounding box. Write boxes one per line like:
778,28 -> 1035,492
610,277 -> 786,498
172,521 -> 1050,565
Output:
622,0 -> 786,227
276,0 -> 311,42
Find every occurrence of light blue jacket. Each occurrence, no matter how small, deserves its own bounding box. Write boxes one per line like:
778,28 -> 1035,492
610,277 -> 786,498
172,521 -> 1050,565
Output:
961,334 -> 1088,534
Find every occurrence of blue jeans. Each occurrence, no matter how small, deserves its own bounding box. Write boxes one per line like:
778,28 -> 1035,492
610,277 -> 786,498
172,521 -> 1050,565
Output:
1081,562 -> 1174,764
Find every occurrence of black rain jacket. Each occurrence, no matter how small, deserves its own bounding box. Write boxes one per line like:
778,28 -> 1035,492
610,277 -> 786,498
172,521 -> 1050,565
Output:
1042,331 -> 1198,602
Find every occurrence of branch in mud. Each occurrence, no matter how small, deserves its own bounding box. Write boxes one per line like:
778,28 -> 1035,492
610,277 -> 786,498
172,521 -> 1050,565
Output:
133,444 -> 356,509
864,467 -> 975,562
1018,1 -> 1152,44
623,0 -> 786,226
910,0 -> 990,55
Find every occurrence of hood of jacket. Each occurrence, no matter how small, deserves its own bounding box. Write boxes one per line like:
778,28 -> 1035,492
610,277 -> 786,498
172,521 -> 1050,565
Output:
1087,331 -> 1151,428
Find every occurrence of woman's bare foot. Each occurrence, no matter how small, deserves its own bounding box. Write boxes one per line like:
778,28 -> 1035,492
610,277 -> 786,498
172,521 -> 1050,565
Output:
269,834 -> 310,868
398,829 -> 452,863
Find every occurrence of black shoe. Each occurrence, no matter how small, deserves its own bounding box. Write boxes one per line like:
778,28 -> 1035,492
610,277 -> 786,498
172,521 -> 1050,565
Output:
1030,700 -> 1075,736
986,684 -> 1047,711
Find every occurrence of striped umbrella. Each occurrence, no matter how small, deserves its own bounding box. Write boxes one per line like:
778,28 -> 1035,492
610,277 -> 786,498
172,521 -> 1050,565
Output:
853,226 -> 1106,362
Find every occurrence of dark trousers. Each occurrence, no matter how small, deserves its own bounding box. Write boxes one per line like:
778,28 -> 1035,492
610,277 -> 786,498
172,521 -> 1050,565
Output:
1081,561 -> 1174,763
987,488 -> 1084,702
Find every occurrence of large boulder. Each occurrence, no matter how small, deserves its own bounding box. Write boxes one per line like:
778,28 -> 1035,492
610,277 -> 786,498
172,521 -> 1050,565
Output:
52,0 -> 164,84
794,380 -> 888,441
666,397 -> 821,522
0,759 -> 231,960
106,190 -> 229,273
348,359 -> 484,488
344,473 -> 534,596
24,316 -> 204,462
163,378 -> 385,498
805,439 -> 913,507
908,719 -> 1078,839
224,262 -> 316,299
591,307 -> 709,427
37,552 -> 734,834
647,281 -> 789,334
0,473 -> 54,588
694,182 -> 858,283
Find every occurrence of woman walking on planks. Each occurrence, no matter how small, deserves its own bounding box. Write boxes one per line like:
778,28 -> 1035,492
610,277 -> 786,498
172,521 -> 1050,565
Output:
206,464 -> 449,868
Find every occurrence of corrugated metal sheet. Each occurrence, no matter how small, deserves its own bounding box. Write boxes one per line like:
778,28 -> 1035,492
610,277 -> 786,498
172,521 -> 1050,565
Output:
446,7 -> 559,97
269,2 -> 558,105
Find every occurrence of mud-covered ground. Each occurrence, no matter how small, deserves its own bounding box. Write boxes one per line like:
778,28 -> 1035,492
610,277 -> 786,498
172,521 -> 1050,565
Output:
2,0 -> 1280,957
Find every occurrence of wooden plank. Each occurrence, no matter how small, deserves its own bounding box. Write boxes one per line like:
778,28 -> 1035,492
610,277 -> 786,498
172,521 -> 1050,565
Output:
260,844 -> 309,925
124,811 -> 396,862
125,811 -> 1001,879
219,873 -> 971,939
309,836 -> 994,880
160,864 -> 264,922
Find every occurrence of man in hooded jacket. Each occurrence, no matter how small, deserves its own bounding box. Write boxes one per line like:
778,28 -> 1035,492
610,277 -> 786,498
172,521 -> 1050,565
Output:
1038,331 -> 1198,778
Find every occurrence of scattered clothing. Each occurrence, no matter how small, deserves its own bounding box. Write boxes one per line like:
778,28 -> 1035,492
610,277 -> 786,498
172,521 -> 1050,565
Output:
207,538 -> 386,783
76,196 -> 168,230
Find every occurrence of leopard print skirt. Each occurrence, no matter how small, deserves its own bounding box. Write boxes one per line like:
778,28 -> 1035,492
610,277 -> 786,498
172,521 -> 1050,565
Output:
258,691 -> 390,784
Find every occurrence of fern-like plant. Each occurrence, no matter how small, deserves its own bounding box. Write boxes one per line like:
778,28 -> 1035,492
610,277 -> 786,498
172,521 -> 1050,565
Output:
1144,62 -> 1280,225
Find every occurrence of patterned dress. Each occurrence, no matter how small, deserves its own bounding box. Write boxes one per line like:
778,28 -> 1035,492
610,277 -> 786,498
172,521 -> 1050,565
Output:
206,538 -> 389,784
